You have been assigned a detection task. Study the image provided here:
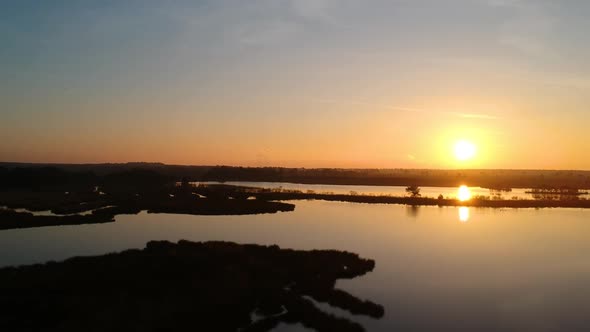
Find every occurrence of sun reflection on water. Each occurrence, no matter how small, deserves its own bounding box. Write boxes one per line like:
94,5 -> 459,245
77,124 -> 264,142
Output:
459,207 -> 470,222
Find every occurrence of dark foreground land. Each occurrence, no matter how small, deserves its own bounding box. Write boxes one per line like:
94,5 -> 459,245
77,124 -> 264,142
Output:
0,240 -> 383,332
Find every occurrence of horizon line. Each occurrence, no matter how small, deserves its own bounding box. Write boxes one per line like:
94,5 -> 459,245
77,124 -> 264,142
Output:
1,161 -> 589,172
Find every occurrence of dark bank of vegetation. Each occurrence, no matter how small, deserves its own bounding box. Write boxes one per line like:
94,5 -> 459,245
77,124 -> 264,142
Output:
3,162 -> 590,189
0,208 -> 115,230
198,167 -> 590,189
0,168 -> 294,231
0,240 -> 383,332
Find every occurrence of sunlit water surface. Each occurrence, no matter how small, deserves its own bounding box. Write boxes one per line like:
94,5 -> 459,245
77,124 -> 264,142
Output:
195,181 -> 590,200
2,201 -> 590,331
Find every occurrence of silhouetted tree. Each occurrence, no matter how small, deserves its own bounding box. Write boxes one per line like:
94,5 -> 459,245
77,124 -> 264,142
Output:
405,186 -> 421,197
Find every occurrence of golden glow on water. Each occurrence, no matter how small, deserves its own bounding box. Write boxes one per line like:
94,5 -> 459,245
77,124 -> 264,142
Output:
459,207 -> 470,222
458,185 -> 472,201
454,140 -> 476,161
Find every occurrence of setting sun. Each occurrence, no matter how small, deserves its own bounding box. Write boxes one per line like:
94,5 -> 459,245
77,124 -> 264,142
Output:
4,2 -> 590,331
457,185 -> 472,201
454,140 -> 477,161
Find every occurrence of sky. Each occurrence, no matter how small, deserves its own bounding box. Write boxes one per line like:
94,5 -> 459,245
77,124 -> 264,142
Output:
1,0 -> 589,169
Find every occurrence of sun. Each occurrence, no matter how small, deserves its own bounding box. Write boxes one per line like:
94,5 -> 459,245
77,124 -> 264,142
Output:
457,185 -> 472,201
454,140 -> 476,161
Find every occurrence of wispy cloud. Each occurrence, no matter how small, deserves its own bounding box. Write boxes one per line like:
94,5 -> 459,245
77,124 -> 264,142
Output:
309,97 -> 425,113
287,0 -> 338,22
486,0 -> 528,9
447,112 -> 500,120
489,0 -> 558,58
232,0 -> 344,46
235,20 -> 300,45
309,97 -> 500,120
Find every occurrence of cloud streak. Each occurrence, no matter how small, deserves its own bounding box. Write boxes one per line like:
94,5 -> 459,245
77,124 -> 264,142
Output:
447,112 -> 500,120
309,97 -> 500,120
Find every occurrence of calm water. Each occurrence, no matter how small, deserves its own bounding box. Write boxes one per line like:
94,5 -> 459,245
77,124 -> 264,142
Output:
2,200 -> 590,331
196,181 -> 573,200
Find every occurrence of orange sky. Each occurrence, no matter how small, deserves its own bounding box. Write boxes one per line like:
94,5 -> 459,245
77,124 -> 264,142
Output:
2,1 -> 589,169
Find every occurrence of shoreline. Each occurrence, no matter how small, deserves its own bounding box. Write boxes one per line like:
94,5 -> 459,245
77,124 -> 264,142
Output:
268,194 -> 590,209
194,185 -> 590,209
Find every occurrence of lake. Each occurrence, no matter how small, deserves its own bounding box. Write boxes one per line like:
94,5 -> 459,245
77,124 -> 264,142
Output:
195,181 -> 590,200
2,199 -> 590,331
